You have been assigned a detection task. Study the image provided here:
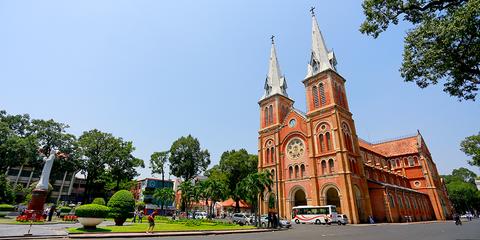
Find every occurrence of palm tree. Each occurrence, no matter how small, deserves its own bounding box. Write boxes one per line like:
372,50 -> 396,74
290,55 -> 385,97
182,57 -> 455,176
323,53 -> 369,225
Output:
237,171 -> 273,227
153,188 -> 175,215
207,179 -> 228,218
178,181 -> 194,216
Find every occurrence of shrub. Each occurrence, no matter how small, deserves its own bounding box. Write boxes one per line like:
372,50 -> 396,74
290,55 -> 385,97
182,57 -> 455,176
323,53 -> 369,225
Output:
107,190 -> 135,226
92,198 -> 106,206
59,206 -> 72,213
0,204 -> 15,211
75,204 -> 110,218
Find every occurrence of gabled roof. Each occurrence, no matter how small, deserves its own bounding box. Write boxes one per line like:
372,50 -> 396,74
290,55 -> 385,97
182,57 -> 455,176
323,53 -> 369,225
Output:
359,135 -> 419,158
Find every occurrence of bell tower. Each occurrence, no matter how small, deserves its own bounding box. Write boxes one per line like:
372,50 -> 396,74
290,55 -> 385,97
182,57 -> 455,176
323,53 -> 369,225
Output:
259,36 -> 293,130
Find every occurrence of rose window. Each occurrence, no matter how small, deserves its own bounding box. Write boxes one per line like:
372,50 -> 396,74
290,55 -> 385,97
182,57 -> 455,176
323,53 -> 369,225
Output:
286,138 -> 305,160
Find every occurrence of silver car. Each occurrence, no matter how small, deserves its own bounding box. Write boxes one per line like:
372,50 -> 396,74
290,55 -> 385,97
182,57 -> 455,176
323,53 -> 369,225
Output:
232,213 -> 251,225
337,214 -> 348,225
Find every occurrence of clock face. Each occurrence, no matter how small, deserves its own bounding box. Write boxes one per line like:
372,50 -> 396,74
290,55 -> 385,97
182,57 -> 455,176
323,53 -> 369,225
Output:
289,119 -> 296,128
286,138 -> 305,160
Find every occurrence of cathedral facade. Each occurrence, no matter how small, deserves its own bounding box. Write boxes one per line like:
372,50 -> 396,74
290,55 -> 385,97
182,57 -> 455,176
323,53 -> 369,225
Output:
257,12 -> 452,224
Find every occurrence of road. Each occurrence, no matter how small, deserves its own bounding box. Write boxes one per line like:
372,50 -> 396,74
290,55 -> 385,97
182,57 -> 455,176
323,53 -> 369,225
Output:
100,220 -> 480,240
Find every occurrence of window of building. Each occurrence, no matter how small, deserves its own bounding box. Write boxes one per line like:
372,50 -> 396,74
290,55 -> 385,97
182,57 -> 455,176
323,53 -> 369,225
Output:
414,156 -> 419,165
319,134 -> 324,153
264,107 -> 268,126
301,164 -> 306,178
321,160 -> 327,175
266,148 -> 270,164
326,132 -> 332,151
312,85 -> 319,108
408,157 -> 414,167
289,166 -> 293,179
328,159 -> 335,173
397,196 -> 403,209
271,147 -> 275,163
268,105 -> 273,124
295,165 -> 299,178
319,83 -> 326,105
414,181 -> 421,187
389,194 -> 395,208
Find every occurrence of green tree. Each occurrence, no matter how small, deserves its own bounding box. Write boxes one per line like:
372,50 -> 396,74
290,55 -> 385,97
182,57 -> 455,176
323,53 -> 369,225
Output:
169,135 -> 210,181
214,149 -> 257,212
447,180 -> 479,213
153,187 -> 175,215
150,151 -> 169,187
205,178 -> 228,217
451,167 -> 477,185
104,140 -> 144,192
461,132 -> 480,167
360,0 -> 480,101
237,171 -> 273,227
178,180 -> 197,215
0,174 -> 15,203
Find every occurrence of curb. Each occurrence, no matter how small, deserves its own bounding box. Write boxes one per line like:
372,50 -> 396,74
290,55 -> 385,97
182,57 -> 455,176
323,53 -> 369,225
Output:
68,228 -> 281,239
0,235 -> 67,240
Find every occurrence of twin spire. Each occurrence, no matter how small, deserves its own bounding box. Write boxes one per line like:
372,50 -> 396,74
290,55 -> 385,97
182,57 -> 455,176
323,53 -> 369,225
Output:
260,7 -> 337,101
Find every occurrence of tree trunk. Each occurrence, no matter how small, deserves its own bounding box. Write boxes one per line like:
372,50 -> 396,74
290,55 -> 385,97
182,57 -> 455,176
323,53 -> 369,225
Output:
235,198 -> 240,213
161,169 -> 165,215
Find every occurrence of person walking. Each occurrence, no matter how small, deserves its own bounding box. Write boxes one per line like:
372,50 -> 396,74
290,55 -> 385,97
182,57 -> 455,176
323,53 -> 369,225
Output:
267,213 -> 272,228
272,213 -> 278,228
146,210 -> 159,233
138,210 -> 144,223
132,210 -> 137,223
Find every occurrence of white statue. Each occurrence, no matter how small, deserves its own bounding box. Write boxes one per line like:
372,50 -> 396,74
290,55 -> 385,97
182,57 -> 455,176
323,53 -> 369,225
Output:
36,148 -> 66,190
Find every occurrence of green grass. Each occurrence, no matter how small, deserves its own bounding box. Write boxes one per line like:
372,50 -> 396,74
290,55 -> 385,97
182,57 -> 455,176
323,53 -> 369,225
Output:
68,222 -> 255,234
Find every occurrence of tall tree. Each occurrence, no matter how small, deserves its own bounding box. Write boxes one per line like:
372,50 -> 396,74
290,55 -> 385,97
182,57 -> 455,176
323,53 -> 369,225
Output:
153,187 -> 175,215
169,135 -> 210,181
178,180 -> 194,214
214,149 -> 257,212
105,140 -> 144,191
360,0 -> 480,101
150,151 -> 169,187
237,171 -> 273,226
451,167 -> 477,185
461,132 -> 480,167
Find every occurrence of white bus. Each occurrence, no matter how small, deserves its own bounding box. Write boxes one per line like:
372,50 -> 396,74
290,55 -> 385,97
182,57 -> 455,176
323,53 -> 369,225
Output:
292,205 -> 338,224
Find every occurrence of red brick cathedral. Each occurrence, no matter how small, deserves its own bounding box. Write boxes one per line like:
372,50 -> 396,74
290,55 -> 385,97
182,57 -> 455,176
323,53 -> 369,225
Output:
257,12 -> 452,224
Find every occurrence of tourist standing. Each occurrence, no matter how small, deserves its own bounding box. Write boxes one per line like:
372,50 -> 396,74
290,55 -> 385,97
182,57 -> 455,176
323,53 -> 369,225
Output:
138,210 -> 144,223
132,210 -> 137,223
272,213 -> 278,228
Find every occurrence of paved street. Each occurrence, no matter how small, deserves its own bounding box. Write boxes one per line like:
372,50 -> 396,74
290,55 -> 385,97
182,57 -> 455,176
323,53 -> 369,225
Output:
0,220 -> 479,239
99,220 -> 480,240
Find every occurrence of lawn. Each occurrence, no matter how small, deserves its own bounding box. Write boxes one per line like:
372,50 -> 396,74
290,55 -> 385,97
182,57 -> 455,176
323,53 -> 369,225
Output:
68,221 -> 255,233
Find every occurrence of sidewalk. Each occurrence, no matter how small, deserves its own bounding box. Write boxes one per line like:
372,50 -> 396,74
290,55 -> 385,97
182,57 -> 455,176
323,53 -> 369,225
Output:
351,220 -> 451,226
68,228 -> 278,239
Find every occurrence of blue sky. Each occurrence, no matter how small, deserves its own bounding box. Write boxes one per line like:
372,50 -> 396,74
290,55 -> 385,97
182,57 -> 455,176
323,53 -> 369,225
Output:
0,1 -> 478,178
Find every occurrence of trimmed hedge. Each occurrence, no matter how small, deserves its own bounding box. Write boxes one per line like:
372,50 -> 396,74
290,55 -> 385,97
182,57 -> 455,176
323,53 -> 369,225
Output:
59,206 -> 72,213
75,204 -> 110,218
107,190 -> 135,226
0,204 -> 15,211
92,198 -> 106,206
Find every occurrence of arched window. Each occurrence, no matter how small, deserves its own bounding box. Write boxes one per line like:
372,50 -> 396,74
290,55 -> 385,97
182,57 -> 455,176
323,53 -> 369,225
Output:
397,196 -> 403,209
266,148 -> 270,164
271,147 -> 275,163
319,134 -> 324,153
414,156 -> 419,165
294,165 -> 299,178
268,105 -> 273,124
328,159 -> 335,173
312,85 -> 319,108
300,164 -> 305,178
389,194 -> 395,208
321,160 -> 327,175
271,169 -> 275,179
289,166 -> 293,179
388,161 -> 392,170
342,123 -> 353,152
264,107 -> 268,126
350,160 -> 355,174
403,158 -> 408,167
408,157 -> 414,167
405,196 -> 411,209
319,83 -> 326,105
326,132 -> 332,151
396,159 -> 400,167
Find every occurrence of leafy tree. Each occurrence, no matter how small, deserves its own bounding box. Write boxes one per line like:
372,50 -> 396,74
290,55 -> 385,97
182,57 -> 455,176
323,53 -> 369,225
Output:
178,180 -> 194,214
150,151 -> 169,187
153,187 -> 175,215
237,171 -> 273,226
214,149 -> 257,212
169,135 -> 210,181
360,0 -> 480,101
451,167 -> 477,185
447,180 -> 479,213
461,132 -> 480,167
104,140 -> 144,192
204,178 -> 228,217
0,174 -> 15,203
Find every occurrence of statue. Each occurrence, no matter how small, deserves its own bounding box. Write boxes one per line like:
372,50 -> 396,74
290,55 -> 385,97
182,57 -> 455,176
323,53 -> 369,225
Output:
36,149 -> 56,190
27,147 -> 67,221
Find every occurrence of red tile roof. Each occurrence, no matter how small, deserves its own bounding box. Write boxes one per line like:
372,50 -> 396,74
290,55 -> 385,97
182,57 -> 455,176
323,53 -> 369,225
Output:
220,198 -> 250,208
359,136 -> 419,157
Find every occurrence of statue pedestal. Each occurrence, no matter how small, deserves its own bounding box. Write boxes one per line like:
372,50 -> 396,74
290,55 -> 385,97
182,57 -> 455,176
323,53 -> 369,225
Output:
27,189 -> 48,221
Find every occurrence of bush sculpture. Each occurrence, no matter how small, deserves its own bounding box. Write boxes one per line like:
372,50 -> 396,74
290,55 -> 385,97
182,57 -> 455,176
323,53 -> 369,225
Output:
107,190 -> 135,226
92,198 -> 106,206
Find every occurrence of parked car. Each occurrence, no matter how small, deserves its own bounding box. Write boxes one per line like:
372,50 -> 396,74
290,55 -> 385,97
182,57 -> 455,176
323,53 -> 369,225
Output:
194,212 -> 208,219
232,213 -> 252,225
279,218 -> 292,228
337,214 -> 348,225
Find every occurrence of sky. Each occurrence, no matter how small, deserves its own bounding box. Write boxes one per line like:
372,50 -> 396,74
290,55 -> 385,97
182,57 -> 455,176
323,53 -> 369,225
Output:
0,1 -> 478,179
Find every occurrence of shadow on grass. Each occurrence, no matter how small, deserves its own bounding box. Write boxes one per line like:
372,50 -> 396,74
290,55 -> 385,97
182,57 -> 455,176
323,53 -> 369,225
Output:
71,227 -> 113,233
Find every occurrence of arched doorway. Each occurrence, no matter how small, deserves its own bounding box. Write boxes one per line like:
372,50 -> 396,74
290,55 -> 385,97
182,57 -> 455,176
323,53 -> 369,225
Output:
326,188 -> 341,213
353,185 -> 366,222
294,189 -> 307,206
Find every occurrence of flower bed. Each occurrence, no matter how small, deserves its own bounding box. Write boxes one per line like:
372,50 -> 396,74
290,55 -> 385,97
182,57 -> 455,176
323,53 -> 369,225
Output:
16,215 -> 45,222
63,215 -> 78,221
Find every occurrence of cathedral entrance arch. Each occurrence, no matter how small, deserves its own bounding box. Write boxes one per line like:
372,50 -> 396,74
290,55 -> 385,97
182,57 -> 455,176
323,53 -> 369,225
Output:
353,185 -> 366,222
292,188 -> 307,206
324,186 -> 341,213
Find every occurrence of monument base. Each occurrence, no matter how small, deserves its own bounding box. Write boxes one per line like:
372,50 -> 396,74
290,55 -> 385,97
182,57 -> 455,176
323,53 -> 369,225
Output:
26,189 -> 48,221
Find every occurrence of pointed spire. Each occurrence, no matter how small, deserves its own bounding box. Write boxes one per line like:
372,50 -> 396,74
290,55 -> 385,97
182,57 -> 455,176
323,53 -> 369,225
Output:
306,8 -> 337,78
260,36 -> 288,101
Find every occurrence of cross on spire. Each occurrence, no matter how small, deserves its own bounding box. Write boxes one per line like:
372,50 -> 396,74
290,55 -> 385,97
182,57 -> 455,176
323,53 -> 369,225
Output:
310,7 -> 315,16
271,35 -> 275,44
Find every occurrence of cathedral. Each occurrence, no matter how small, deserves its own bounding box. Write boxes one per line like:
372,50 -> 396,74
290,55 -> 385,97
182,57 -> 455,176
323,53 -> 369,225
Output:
257,11 -> 452,224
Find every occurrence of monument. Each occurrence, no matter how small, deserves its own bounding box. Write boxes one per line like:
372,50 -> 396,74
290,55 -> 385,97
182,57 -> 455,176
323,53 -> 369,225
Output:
26,148 -> 66,220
